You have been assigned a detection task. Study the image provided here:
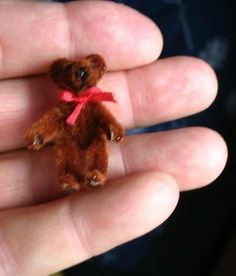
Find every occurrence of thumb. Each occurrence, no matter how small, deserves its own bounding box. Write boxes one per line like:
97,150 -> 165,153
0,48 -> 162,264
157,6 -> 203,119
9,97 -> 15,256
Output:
0,172 -> 179,275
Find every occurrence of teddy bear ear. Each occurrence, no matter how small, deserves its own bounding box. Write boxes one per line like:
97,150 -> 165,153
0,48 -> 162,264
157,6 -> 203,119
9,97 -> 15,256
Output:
49,58 -> 68,75
49,58 -> 72,85
85,54 -> 106,72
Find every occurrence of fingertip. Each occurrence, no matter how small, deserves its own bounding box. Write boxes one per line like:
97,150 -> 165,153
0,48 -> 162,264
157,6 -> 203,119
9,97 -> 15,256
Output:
66,1 -> 163,69
181,56 -> 218,110
118,5 -> 163,67
172,127 -> 228,190
136,172 -> 179,226
195,127 -> 228,188
193,57 -> 218,106
149,172 -> 179,219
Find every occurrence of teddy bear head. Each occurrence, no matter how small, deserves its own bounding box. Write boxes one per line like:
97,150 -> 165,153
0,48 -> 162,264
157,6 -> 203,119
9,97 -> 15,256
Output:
50,54 -> 106,93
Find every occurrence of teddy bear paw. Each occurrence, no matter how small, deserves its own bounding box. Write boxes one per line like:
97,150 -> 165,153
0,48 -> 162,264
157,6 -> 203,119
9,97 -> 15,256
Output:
86,170 -> 106,188
25,132 -> 45,150
61,174 -> 81,191
108,125 -> 124,142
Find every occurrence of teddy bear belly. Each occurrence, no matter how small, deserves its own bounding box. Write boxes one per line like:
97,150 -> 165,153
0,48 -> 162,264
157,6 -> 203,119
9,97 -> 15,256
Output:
55,129 -> 108,188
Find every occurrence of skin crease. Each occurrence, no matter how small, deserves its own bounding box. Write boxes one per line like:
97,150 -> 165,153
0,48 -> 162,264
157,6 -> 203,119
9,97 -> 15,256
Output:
0,1 -> 228,275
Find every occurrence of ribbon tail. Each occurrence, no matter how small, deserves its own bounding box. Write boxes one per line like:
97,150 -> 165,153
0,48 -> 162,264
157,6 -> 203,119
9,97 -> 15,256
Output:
66,103 -> 83,125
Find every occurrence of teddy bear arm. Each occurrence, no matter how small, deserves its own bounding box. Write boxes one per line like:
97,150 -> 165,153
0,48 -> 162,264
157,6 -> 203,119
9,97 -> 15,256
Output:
96,104 -> 124,142
25,107 -> 62,150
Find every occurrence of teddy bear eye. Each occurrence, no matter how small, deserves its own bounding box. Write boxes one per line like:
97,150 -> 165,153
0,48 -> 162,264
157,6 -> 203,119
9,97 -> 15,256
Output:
76,67 -> 88,81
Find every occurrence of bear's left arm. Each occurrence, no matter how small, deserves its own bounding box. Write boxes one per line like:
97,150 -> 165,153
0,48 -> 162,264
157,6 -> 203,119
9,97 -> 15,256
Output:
96,103 -> 124,142
25,106 -> 63,150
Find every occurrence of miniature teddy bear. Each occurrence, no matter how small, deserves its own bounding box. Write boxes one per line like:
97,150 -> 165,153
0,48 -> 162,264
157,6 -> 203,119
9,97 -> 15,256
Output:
25,54 -> 124,191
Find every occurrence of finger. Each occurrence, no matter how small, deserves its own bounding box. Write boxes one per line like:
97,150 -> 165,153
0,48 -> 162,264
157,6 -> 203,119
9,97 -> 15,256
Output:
0,1 -> 162,79
110,127 -> 227,189
0,127 -> 227,209
0,56 -> 217,152
0,172 -> 178,275
101,56 -> 217,127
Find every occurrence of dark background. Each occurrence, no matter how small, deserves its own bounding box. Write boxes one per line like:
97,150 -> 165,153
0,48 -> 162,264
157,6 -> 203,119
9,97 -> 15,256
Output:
55,0 -> 236,275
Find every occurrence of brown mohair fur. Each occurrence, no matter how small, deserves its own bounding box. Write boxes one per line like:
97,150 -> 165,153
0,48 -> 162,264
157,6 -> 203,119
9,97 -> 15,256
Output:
25,55 -> 124,191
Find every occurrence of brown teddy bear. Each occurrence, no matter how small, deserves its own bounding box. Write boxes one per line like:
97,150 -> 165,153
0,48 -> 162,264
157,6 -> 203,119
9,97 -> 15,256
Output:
25,54 -> 124,191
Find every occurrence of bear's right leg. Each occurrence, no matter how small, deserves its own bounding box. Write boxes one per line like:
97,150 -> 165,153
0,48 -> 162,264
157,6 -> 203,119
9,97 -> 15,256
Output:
55,142 -> 85,191
60,173 -> 81,191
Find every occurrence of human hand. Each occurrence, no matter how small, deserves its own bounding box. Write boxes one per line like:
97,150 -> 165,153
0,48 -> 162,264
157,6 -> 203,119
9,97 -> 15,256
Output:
0,1 -> 227,275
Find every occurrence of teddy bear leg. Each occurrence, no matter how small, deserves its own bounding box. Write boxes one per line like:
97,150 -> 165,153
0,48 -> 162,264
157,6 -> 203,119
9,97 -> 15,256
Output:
60,172 -> 81,191
85,138 -> 108,188
55,143 -> 85,191
86,170 -> 106,188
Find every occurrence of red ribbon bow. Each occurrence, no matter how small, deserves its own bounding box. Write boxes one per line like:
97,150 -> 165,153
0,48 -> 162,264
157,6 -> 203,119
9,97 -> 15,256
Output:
59,86 -> 116,125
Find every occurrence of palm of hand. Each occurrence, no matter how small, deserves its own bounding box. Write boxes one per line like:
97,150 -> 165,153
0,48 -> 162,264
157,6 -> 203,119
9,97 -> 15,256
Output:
0,1 -> 227,275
